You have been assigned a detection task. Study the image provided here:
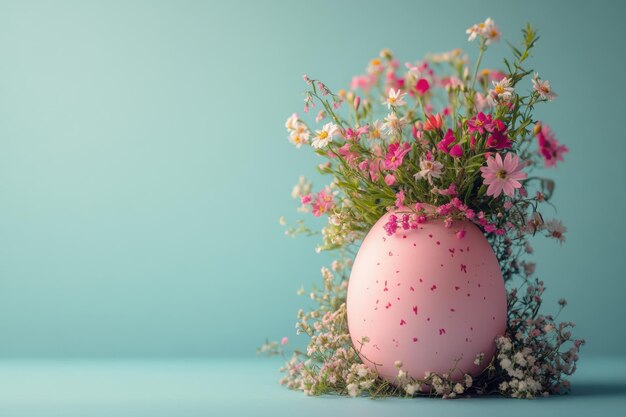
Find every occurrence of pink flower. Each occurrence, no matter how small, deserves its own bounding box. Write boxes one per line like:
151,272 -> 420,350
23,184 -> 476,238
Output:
384,215 -> 398,235
436,183 -> 457,196
311,189 -> 335,217
367,159 -> 381,181
456,230 -> 466,240
467,112 -> 493,135
383,142 -> 412,170
344,125 -> 369,141
536,124 -> 568,168
351,74 -> 376,92
384,173 -> 396,186
281,337 -> 289,345
437,129 -> 457,154
337,143 -> 359,166
384,70 -> 404,93
411,122 -> 422,140
480,153 -> 527,198
395,190 -> 405,208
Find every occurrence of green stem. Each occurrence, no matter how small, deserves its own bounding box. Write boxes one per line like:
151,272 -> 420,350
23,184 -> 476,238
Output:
471,39 -> 487,91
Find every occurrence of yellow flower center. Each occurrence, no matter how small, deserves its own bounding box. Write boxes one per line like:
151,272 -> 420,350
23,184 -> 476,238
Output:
319,131 -> 328,139
389,97 -> 396,103
495,85 -> 504,94
496,169 -> 508,179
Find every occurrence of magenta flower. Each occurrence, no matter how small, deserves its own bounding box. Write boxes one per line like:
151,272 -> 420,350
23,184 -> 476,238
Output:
384,214 -> 398,235
449,144 -> 464,158
483,119 -> 511,150
536,124 -> 568,168
480,153 -> 527,198
383,142 -> 411,170
467,112 -> 494,135
416,78 -> 430,95
486,131 -> 512,150
437,129 -> 457,154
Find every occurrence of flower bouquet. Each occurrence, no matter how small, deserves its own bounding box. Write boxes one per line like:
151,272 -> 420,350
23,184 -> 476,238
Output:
260,18 -> 584,399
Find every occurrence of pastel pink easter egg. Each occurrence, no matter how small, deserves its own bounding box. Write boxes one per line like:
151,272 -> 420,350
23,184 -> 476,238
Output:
347,209 -> 506,383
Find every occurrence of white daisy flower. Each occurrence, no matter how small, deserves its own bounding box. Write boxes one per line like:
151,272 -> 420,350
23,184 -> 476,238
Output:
311,123 -> 338,149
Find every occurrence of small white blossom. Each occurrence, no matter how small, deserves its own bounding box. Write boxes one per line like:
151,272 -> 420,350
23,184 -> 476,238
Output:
405,383 -> 417,395
414,158 -> 444,184
312,123 -> 338,149
384,88 -> 407,109
532,73 -> 557,101
488,77 -> 514,105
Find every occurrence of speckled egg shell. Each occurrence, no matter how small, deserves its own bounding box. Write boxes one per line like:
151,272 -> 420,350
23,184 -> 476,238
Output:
346,210 -> 507,383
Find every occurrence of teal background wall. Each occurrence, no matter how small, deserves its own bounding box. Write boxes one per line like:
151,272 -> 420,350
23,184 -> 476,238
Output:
0,0 -> 623,358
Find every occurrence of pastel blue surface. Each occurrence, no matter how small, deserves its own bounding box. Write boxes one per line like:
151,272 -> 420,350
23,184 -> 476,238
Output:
0,0 -> 625,360
0,357 -> 624,416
